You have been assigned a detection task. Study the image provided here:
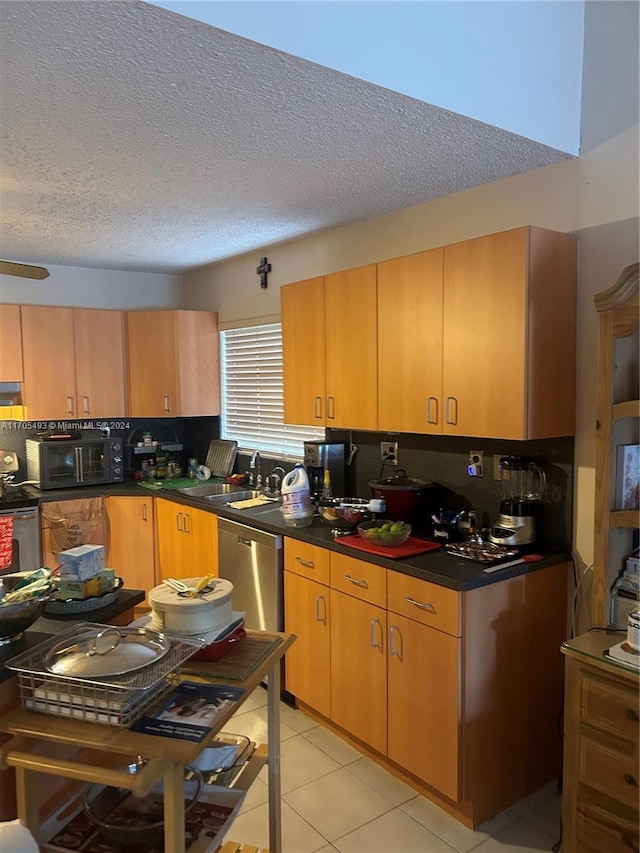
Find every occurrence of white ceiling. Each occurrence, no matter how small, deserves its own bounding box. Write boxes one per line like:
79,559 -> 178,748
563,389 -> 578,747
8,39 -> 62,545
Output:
0,0 -> 572,275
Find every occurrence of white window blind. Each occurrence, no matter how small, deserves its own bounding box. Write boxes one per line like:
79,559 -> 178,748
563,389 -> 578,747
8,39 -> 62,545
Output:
220,323 -> 325,457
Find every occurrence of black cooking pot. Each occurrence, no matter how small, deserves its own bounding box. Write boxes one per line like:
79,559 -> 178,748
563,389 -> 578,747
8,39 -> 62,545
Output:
368,470 -> 438,522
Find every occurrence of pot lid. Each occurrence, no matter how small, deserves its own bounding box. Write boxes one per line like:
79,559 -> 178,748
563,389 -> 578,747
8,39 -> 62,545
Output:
149,577 -> 233,611
45,626 -> 170,677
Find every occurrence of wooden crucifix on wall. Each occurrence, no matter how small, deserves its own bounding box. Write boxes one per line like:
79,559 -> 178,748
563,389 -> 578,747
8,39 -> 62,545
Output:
257,257 -> 271,289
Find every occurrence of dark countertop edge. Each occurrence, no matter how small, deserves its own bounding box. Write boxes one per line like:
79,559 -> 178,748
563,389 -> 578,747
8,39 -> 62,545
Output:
25,483 -> 572,592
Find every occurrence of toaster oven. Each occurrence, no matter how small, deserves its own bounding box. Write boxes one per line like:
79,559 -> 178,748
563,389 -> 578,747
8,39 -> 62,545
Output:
26,437 -> 124,490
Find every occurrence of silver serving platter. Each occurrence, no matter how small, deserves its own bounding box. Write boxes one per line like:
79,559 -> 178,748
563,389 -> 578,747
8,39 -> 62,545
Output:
445,542 -> 519,564
44,626 -> 171,678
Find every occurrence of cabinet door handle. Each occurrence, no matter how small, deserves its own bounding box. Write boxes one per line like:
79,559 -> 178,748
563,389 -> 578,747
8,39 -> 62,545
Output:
295,557 -> 315,569
445,396 -> 458,425
315,595 -> 327,625
13,512 -> 37,523
176,512 -> 183,532
344,574 -> 368,588
67,395 -> 75,415
389,625 -> 403,660
427,396 -> 439,425
314,396 -> 323,419
624,773 -> 638,787
184,513 -> 191,534
370,618 -> 383,651
626,708 -> 640,722
82,394 -> 90,414
327,396 -> 336,420
74,446 -> 83,482
405,596 -> 435,612
141,503 -> 147,522
164,394 -> 170,413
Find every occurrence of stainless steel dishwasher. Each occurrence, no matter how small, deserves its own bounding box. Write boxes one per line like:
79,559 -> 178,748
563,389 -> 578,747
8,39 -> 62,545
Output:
217,517 -> 284,633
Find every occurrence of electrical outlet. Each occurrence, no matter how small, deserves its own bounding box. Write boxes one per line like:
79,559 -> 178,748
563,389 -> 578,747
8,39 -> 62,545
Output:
381,441 -> 398,464
468,450 -> 483,477
494,454 -> 503,480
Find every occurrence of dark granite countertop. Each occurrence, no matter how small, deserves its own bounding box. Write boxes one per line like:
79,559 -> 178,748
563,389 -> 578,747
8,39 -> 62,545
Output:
25,482 -> 571,592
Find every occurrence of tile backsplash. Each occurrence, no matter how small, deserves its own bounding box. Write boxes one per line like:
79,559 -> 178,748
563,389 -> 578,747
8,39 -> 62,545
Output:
0,417 -> 574,550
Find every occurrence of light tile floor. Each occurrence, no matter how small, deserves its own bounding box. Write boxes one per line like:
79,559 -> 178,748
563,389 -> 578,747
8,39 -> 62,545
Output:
223,687 -> 563,853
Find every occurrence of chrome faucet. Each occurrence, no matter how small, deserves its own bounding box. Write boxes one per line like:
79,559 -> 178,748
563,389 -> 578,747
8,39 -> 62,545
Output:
269,466 -> 286,496
249,450 -> 262,488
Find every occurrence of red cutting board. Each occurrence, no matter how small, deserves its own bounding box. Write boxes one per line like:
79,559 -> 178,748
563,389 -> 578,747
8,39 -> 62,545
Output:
339,535 -> 440,559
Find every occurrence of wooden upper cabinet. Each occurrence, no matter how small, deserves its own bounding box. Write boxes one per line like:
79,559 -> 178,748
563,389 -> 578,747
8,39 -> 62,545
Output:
21,305 -> 77,420
73,309 -> 126,418
0,304 -> 24,381
324,264 -> 378,430
442,226 -> 577,440
21,306 -> 126,420
126,310 -> 220,417
378,248 -> 444,433
282,276 -> 326,426
282,266 -> 377,430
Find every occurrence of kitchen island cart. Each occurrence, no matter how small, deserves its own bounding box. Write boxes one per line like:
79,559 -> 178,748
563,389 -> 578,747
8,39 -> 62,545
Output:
0,630 -> 294,853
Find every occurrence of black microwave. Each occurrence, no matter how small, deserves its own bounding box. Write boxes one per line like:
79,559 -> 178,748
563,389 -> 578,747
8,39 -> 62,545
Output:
26,437 -> 124,490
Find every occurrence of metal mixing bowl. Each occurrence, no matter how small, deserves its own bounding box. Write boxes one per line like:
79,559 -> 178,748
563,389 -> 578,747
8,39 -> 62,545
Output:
317,498 -> 371,535
83,764 -> 204,845
0,574 -> 55,643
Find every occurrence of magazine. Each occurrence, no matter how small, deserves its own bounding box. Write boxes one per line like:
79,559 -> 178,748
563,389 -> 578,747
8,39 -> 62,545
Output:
129,681 -> 245,743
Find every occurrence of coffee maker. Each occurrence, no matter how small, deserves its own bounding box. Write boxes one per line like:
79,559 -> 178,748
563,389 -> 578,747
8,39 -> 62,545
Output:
303,441 -> 347,500
489,456 -> 546,546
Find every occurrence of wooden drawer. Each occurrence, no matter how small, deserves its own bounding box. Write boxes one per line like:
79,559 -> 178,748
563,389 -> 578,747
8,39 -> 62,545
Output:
581,670 -> 640,742
387,571 -> 460,637
580,735 -> 640,810
330,552 -> 386,607
577,800 -> 640,853
284,538 -> 330,585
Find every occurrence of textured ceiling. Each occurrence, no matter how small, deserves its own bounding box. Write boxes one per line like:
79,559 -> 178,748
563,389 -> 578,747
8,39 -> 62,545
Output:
0,0 -> 571,274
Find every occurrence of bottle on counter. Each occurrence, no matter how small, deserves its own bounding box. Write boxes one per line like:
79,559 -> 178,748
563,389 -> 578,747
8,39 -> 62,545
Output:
155,452 -> 168,479
280,464 -> 314,527
322,467 -> 332,499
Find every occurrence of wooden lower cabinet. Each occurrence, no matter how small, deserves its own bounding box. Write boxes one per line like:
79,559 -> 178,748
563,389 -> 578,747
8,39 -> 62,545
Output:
561,632 -> 640,853
284,570 -> 331,718
106,496 -> 155,602
330,589 -> 387,754
155,497 -> 218,580
284,533 -> 569,827
387,613 -> 460,801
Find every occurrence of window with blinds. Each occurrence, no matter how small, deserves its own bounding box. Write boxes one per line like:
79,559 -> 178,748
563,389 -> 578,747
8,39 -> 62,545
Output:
220,323 -> 325,457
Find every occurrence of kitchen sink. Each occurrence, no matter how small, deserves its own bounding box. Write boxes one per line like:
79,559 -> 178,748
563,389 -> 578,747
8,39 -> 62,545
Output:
205,489 -> 272,504
178,483 -> 246,498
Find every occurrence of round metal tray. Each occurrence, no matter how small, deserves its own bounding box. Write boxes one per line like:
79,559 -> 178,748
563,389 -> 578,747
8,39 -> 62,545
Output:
45,626 -> 171,678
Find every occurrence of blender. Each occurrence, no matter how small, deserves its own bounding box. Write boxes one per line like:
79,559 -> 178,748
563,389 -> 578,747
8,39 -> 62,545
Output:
489,456 -> 546,546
